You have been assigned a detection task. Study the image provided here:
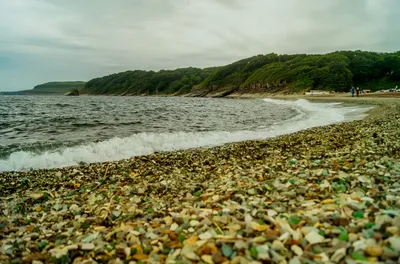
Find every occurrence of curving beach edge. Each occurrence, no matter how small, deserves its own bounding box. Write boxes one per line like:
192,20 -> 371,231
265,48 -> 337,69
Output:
1,96 -> 399,263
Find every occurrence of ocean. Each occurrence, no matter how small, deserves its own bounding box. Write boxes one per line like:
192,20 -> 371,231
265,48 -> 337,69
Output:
0,95 -> 370,171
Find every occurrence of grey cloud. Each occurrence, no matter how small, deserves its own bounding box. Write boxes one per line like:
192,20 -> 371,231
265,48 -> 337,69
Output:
0,0 -> 399,91
23,37 -> 93,52
214,0 -> 243,9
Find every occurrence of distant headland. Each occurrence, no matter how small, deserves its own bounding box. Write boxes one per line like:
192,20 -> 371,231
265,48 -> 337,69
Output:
0,82 -> 86,95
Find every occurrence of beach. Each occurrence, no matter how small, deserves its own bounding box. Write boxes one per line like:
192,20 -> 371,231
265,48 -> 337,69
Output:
1,96 -> 399,263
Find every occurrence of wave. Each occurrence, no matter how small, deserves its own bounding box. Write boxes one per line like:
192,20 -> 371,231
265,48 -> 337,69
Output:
0,99 -> 371,172
71,120 -> 142,128
54,103 -> 73,108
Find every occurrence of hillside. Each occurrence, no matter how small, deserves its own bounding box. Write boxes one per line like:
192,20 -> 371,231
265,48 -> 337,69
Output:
29,81 -> 86,94
192,51 -> 400,96
0,82 -> 86,95
81,67 -> 219,95
82,51 -> 400,96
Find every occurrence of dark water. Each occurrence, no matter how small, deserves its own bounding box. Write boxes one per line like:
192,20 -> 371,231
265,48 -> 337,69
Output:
0,96 -> 297,159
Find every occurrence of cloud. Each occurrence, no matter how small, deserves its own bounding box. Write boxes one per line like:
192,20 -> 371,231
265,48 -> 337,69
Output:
0,0 -> 399,90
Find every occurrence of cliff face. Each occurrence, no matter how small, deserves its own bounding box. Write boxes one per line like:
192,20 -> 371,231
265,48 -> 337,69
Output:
237,81 -> 291,94
187,82 -> 292,97
81,51 -> 400,97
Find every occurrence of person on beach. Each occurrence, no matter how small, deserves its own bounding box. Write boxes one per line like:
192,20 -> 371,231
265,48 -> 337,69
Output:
356,87 -> 360,97
351,86 -> 355,97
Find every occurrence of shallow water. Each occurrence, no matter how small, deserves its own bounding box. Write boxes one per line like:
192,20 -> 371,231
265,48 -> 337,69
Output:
0,96 -> 370,171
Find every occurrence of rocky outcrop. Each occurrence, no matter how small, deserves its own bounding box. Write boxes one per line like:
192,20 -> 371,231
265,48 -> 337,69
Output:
65,89 -> 80,96
186,81 -> 295,97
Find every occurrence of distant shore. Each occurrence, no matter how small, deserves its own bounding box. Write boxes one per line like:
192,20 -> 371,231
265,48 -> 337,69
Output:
0,97 -> 399,263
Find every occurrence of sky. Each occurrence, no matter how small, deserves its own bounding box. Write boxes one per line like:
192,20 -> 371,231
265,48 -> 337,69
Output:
0,0 -> 399,91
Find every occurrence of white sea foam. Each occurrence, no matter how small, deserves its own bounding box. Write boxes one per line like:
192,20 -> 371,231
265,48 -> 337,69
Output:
0,99 -> 372,172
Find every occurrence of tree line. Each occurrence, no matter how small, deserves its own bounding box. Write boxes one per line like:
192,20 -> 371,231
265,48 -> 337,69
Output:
82,51 -> 400,95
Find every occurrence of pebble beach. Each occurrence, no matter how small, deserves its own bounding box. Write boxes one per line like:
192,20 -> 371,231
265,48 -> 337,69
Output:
1,97 -> 399,264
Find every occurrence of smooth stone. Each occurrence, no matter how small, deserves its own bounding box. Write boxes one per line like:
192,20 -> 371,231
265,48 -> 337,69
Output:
291,245 -> 303,256
349,233 -> 358,242
288,257 -> 301,264
181,245 -> 199,260
189,220 -> 200,227
388,236 -> 400,252
170,223 -> 179,231
201,255 -> 213,264
305,231 -> 324,244
330,248 -> 346,262
365,245 -> 383,257
199,231 -> 213,240
271,240 -> 285,251
81,243 -> 95,250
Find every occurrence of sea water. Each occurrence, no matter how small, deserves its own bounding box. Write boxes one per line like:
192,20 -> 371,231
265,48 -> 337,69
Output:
0,96 -> 370,171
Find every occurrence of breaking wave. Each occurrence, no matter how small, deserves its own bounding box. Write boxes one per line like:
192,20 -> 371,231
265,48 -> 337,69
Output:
0,99 -> 371,171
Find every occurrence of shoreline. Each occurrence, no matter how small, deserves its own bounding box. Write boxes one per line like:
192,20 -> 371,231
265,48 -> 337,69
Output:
1,97 -> 400,263
0,97 -> 373,173
228,93 -> 400,119
0,97 -> 388,176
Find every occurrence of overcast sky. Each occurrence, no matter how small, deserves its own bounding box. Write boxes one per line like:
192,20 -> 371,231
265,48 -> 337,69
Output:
0,0 -> 399,91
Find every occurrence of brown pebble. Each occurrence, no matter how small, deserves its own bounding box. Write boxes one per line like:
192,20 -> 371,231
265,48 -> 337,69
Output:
169,232 -> 178,241
116,248 -> 126,259
198,244 -> 218,256
365,245 -> 383,257
373,232 -> 382,241
133,253 -> 149,260
332,218 -> 350,226
167,241 -> 182,249
212,251 -> 225,264
265,230 -> 280,240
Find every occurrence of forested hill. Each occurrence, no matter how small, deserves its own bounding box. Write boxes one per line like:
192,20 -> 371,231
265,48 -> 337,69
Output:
81,68 -> 219,95
31,82 -> 86,94
0,82 -> 86,95
82,51 -> 400,96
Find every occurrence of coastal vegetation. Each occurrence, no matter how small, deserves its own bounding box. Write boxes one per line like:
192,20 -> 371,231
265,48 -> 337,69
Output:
81,67 -> 218,95
82,51 -> 400,96
0,82 -> 86,95
30,82 -> 86,94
